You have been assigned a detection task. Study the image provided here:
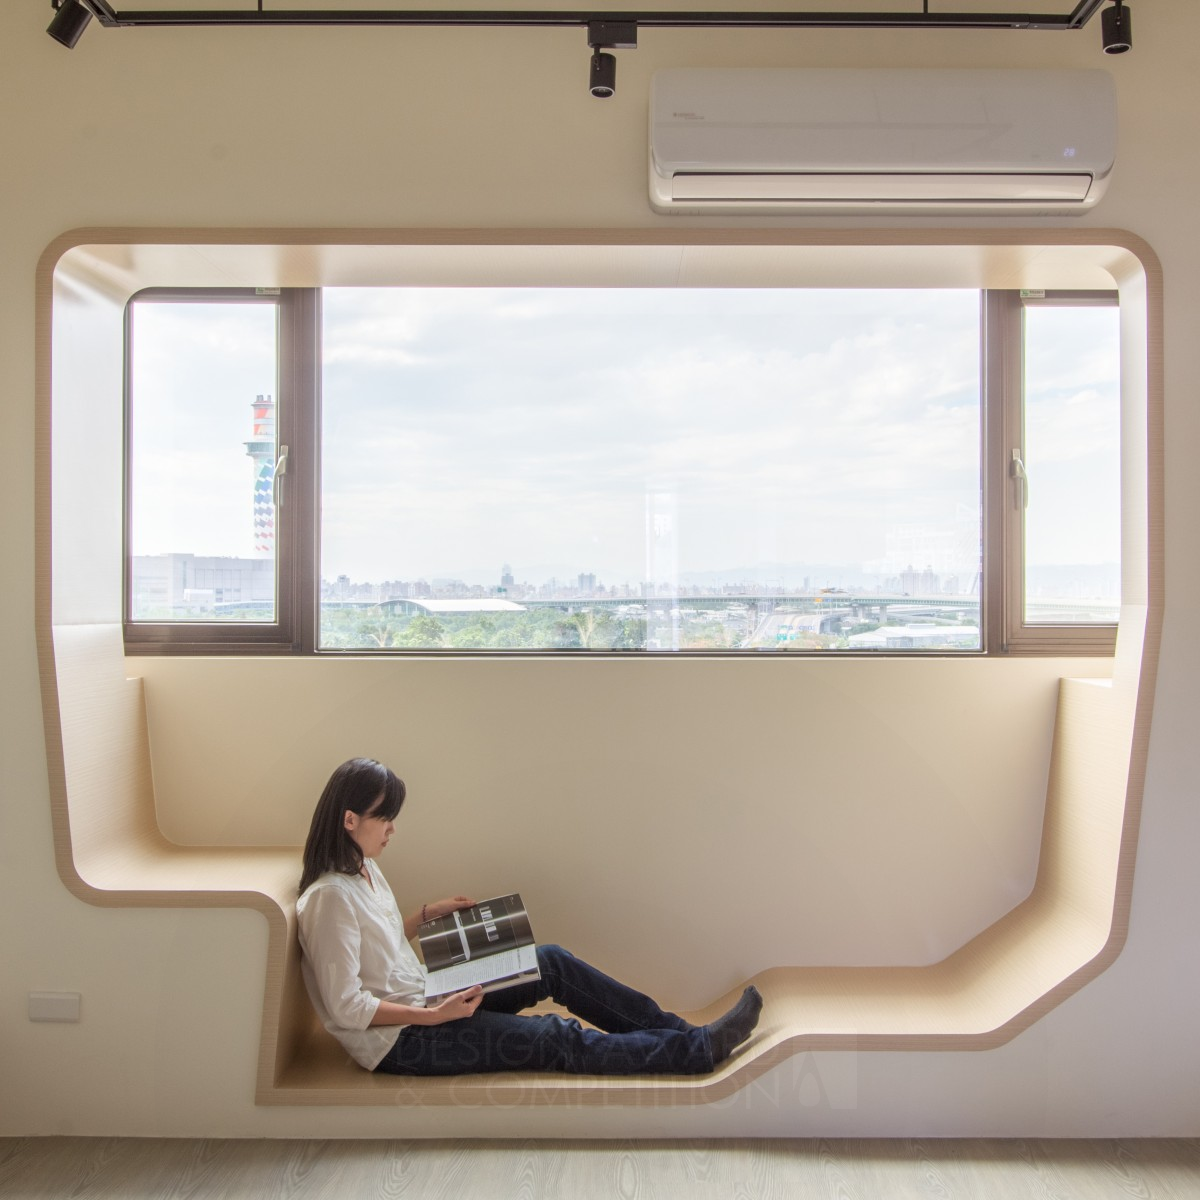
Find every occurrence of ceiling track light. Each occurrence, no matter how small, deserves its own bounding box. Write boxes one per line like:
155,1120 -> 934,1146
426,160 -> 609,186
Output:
587,21 -> 636,100
46,0 -> 94,49
1101,0 -> 1132,54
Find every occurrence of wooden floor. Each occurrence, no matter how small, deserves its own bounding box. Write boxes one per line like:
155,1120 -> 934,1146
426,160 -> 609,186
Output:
1,1137 -> 1198,1199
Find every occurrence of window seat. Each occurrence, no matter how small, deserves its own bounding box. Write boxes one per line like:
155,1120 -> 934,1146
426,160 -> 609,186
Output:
39,619 -> 1155,1107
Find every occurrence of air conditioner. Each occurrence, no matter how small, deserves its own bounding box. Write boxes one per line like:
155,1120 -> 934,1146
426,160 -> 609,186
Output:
649,68 -> 1116,215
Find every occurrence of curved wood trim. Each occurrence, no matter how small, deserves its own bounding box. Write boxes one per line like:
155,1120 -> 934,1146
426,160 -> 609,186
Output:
34,228 -> 1162,1106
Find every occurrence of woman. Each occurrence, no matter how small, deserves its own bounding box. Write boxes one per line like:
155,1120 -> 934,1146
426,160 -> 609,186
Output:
297,757 -> 763,1077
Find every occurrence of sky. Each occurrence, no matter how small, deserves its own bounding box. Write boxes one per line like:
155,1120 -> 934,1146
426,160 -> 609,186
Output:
1022,304 -> 1121,568
319,286 -> 981,589
128,300 -> 278,562
127,286 -> 1120,593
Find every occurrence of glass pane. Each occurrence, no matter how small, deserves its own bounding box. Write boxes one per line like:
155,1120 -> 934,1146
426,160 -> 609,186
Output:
127,301 -> 279,622
1023,306 -> 1121,624
320,288 -> 981,652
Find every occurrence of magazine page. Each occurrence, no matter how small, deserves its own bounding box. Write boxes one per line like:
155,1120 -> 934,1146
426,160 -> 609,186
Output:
424,944 -> 540,1002
418,894 -> 534,973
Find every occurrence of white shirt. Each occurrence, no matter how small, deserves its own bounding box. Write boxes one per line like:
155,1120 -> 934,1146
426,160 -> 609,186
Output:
296,859 -> 427,1069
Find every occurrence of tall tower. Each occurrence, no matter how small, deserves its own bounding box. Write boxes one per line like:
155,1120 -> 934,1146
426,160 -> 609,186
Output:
244,394 -> 276,557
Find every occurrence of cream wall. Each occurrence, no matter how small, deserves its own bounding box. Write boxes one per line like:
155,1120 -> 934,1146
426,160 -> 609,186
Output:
3,4 -> 1198,1137
132,655 -> 1080,993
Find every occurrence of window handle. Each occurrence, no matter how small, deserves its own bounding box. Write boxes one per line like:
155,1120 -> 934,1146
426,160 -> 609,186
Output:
273,444 -> 289,509
1010,449 -> 1029,509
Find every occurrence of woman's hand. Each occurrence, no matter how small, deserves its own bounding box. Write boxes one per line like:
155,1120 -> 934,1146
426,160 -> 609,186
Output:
368,987 -> 483,1028
430,985 -> 484,1023
405,896 -> 479,937
425,896 -> 477,921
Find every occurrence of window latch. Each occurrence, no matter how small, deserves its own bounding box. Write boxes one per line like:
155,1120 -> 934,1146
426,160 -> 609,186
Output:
273,444 -> 289,509
1010,449 -> 1029,509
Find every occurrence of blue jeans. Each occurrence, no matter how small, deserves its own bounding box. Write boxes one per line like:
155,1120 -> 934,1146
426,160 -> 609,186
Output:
375,945 -> 715,1076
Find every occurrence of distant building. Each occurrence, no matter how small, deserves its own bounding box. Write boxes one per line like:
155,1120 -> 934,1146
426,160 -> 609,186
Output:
411,599 -> 525,614
848,624 -> 979,650
899,564 -> 941,595
131,553 -> 275,615
243,394 -> 276,557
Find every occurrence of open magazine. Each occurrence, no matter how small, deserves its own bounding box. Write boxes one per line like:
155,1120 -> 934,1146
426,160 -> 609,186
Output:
418,893 -> 540,1002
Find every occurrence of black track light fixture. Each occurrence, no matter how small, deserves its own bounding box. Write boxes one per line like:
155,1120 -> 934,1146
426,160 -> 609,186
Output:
47,0 -> 93,49
590,52 -> 617,100
1101,0 -> 1132,55
586,22 -> 637,100
46,0 -> 93,48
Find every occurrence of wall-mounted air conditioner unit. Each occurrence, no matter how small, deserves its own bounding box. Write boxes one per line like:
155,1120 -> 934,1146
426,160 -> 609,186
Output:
650,68 -> 1116,215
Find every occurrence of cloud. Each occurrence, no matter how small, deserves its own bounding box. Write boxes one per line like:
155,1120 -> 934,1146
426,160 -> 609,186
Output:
129,288 -> 1118,584
318,287 -> 984,580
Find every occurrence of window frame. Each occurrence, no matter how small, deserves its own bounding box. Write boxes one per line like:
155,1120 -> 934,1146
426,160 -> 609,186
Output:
122,286 -> 320,655
122,285 -> 1116,657
984,289 -> 1120,654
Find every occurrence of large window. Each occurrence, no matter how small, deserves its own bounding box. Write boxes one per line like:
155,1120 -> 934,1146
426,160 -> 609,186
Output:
123,285 -> 1119,655
320,287 -> 981,652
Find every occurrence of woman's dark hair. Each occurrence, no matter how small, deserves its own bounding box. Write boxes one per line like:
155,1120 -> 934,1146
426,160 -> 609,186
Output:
299,758 -> 406,894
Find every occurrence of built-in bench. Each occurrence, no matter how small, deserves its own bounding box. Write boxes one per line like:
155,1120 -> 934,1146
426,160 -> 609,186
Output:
38,617 -> 1157,1106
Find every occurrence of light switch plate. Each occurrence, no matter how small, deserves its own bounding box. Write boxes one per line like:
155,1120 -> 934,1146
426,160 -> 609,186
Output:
28,991 -> 81,1022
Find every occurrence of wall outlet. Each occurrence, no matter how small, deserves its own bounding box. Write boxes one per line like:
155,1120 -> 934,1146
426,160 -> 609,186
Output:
28,991 -> 81,1022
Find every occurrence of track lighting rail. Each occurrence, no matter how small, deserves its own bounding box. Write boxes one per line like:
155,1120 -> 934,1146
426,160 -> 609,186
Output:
60,2 -> 1109,34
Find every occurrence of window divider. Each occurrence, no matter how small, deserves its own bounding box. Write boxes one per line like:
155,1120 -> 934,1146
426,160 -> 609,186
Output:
286,288 -> 322,655
980,289 -> 1014,653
